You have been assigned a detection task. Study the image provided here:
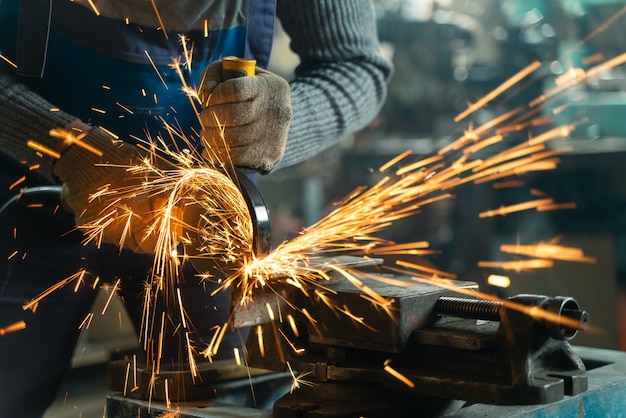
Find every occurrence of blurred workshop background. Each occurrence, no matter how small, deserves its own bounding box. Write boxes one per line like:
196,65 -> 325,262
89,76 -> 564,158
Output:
45,0 -> 626,416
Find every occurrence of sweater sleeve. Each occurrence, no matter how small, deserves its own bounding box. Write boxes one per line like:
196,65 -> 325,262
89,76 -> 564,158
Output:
0,70 -> 129,186
0,71 -> 76,182
274,0 -> 392,170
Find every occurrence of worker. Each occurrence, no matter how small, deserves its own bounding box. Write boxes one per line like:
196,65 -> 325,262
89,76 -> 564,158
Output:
0,0 -> 392,416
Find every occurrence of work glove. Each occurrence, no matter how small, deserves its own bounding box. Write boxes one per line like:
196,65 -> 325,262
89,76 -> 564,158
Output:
52,127 -> 167,254
199,61 -> 292,173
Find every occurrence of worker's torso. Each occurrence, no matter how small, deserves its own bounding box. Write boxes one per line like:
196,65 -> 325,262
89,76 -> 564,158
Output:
0,0 -> 275,142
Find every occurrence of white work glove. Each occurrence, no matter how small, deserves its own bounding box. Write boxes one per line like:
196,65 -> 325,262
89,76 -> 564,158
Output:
53,127 -> 167,253
199,61 -> 292,173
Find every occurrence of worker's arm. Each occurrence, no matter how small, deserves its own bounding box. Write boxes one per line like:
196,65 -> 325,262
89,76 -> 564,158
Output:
275,0 -> 392,170
0,71 -> 75,181
198,0 -> 392,173
0,70 -> 162,253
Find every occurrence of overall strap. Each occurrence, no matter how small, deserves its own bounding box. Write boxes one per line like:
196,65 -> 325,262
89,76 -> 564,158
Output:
16,0 -> 52,77
245,0 -> 276,69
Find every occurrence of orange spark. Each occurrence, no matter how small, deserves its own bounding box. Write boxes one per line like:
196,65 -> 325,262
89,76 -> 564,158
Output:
115,102 -> 134,114
144,50 -> 168,89
49,128 -> 104,157
479,198 -> 554,218
396,260 -> 457,279
78,312 -> 94,331
23,269 -> 92,311
0,54 -> 17,68
582,52 -> 605,66
26,140 -> 60,159
150,0 -> 168,39
383,359 -> 415,389
379,150 -> 412,173
101,279 -> 121,315
493,180 -> 525,189
538,202 -> 577,211
531,53 -> 626,107
86,0 -> 100,15
9,176 -> 25,190
454,61 -> 541,122
487,274 -> 511,288
500,243 -> 596,263
257,325 -> 265,358
0,320 -> 26,336
477,259 -> 555,272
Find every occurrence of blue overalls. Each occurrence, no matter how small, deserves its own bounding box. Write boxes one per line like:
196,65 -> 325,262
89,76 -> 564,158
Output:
2,0 -> 274,141
0,1 -> 276,415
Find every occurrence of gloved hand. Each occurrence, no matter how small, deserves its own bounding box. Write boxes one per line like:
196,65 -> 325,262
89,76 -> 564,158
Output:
199,61 -> 292,173
52,127 -> 168,253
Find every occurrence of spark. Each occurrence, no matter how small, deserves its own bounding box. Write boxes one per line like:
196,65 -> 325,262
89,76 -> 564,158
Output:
26,140 -> 61,159
287,314 -> 299,337
479,198 -> 555,218
78,313 -> 94,331
8,176 -> 25,190
145,50 -> 168,89
566,4 -> 626,57
86,0 -> 100,15
48,128 -> 104,157
101,278 -> 121,315
0,54 -> 17,68
287,362 -> 315,394
257,325 -> 265,358
478,259 -> 555,272
500,242 -> 596,264
530,52 -> 626,107
0,320 -> 26,336
278,328 -> 305,355
157,412 -> 180,418
115,102 -> 134,114
493,180 -> 524,189
383,359 -> 415,389
165,379 -> 171,409
150,0 -> 168,39
234,347 -> 241,366
22,269 -> 92,312
379,150 -> 412,173
454,61 -> 541,122
396,260 -> 457,279
582,52 -> 605,66
99,126 -> 119,140
123,362 -> 131,396
487,274 -> 511,288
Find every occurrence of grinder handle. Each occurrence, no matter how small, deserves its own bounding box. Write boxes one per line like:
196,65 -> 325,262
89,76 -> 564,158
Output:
221,57 -> 271,258
221,57 -> 256,79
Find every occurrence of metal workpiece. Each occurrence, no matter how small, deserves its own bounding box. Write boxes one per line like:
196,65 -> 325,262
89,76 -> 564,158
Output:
231,256 -> 384,329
